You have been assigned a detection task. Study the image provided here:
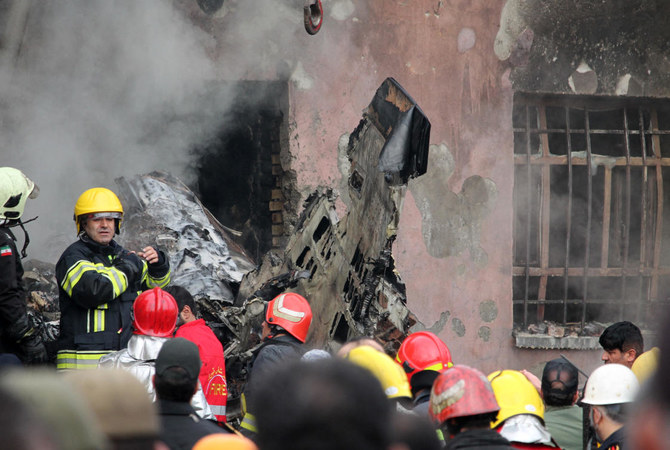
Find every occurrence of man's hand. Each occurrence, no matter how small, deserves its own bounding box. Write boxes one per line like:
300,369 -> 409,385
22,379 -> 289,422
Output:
136,246 -> 159,264
113,252 -> 143,282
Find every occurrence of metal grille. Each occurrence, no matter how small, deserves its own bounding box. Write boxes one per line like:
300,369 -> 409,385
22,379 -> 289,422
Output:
512,93 -> 670,330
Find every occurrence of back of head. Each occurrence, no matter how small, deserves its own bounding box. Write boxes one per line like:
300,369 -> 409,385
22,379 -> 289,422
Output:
541,358 -> 578,406
345,345 -> 412,400
429,365 -> 500,428
396,331 -> 453,385
0,382 -> 59,450
154,337 -> 202,402
265,292 -> 313,342
163,284 -> 196,314
252,358 -> 392,450
599,321 -> 643,355
65,368 -> 160,446
488,369 -> 544,428
2,368 -> 108,450
391,412 -> 442,450
132,287 -> 179,337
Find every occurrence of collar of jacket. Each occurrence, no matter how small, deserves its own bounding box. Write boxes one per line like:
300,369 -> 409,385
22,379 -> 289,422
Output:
80,233 -> 119,253
128,334 -> 170,360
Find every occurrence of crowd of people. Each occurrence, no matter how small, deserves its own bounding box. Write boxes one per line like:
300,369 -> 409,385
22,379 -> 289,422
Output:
0,166 -> 668,450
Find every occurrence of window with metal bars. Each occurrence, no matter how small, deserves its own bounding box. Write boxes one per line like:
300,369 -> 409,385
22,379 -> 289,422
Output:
513,93 -> 670,333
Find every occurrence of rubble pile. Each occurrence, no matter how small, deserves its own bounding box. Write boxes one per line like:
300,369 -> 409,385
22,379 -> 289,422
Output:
21,78 -> 432,422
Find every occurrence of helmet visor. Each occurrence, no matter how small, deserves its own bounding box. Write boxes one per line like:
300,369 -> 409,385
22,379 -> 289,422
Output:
86,212 -> 122,220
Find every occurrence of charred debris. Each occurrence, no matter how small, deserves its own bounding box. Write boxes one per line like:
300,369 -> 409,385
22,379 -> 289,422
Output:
24,78 -> 431,418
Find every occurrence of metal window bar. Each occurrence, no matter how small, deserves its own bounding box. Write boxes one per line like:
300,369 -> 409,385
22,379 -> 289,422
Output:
562,107 -> 573,325
513,95 -> 670,329
523,104 -> 532,328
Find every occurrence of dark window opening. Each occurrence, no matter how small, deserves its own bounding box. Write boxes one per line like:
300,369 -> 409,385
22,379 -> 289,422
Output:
193,82 -> 287,262
513,93 -> 670,331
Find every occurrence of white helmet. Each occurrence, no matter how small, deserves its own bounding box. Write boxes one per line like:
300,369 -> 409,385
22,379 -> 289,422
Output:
0,167 -> 38,222
581,364 -> 639,405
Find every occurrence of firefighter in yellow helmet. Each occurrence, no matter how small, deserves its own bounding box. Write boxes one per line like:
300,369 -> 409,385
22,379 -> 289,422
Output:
55,187 -> 171,369
488,369 -> 559,449
0,167 -> 47,363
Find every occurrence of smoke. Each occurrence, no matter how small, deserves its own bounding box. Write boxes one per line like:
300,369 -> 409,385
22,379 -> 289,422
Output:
0,0 -> 364,262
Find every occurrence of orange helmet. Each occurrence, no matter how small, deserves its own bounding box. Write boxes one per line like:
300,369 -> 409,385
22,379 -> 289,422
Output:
429,365 -> 499,425
396,331 -> 453,382
266,292 -> 312,343
132,287 -> 178,337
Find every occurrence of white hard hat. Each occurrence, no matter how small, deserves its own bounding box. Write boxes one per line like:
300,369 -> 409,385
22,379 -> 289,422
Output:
581,364 -> 639,405
0,167 -> 38,221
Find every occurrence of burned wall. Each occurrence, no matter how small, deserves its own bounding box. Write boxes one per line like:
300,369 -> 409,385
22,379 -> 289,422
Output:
497,0 -> 670,96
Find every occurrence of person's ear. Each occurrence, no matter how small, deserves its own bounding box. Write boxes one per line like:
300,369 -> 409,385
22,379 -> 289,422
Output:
572,390 -> 579,405
624,348 -> 637,364
152,374 -> 156,388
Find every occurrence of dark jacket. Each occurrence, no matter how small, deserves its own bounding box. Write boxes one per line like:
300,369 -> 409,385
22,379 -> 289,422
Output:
599,427 -> 626,450
157,399 -> 225,450
0,228 -> 30,342
55,235 -> 170,356
446,429 -> 515,450
240,334 -> 304,434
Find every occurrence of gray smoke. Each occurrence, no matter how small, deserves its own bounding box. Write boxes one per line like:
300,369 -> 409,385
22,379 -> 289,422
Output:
0,0 -> 344,262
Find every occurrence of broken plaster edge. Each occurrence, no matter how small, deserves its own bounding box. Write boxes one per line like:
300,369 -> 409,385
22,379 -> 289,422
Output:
514,333 -> 600,350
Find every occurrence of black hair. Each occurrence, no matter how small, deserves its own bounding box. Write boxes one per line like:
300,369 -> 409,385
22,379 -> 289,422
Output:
442,412 -> 499,436
154,366 -> 197,403
164,285 -> 197,315
252,358 -> 392,450
541,359 -> 578,407
391,412 -> 441,450
599,321 -> 643,356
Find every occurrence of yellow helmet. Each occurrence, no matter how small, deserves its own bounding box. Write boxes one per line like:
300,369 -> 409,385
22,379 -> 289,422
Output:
193,433 -> 258,450
73,187 -> 123,234
631,347 -> 660,384
487,369 -> 544,428
345,345 -> 412,399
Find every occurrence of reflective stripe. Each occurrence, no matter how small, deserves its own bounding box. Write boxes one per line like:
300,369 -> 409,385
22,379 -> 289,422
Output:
93,308 -> 105,332
56,350 -> 112,370
240,412 -> 257,433
145,264 -> 170,288
61,259 -> 128,298
209,405 -> 227,416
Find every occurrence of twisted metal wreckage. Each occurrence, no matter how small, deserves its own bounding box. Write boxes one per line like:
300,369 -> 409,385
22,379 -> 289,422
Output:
23,78 -> 431,420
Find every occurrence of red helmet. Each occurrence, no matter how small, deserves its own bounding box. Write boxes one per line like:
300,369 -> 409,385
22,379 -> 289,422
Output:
132,287 -> 178,337
396,331 -> 453,382
429,365 -> 499,425
265,293 -> 312,343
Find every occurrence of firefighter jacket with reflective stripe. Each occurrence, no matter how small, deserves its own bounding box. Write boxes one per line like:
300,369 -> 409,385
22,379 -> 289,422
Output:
175,319 -> 227,423
55,235 -> 170,359
0,228 -> 30,342
98,334 -> 215,420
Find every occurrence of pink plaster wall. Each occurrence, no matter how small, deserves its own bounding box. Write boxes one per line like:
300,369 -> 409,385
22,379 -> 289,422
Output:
190,0 -> 604,374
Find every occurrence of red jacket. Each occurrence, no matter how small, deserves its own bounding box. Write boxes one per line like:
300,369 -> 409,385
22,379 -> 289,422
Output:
175,319 -> 227,422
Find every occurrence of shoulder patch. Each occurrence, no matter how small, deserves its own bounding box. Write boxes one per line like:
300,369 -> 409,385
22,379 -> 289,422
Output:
0,245 -> 12,257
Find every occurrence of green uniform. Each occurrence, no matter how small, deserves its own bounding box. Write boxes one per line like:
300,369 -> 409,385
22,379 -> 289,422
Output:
544,405 -> 583,450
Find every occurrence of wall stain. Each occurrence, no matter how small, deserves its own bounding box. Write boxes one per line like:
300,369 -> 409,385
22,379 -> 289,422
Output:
409,143 -> 498,265
411,310 -> 451,335
479,300 -> 498,323
452,317 -> 466,337
478,326 -> 491,342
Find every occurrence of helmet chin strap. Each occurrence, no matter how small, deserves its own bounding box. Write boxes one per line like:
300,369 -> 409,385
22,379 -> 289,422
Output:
1,216 -> 37,258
